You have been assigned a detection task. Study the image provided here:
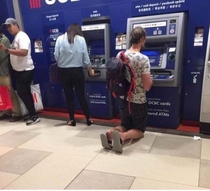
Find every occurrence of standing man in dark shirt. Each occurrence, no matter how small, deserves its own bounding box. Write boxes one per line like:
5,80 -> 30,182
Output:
0,27 -> 22,122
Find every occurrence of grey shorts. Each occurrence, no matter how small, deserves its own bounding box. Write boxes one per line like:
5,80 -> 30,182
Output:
119,99 -> 148,132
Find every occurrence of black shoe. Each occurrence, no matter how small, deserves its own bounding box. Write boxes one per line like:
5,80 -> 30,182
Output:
87,119 -> 93,126
26,116 -> 41,126
10,115 -> 22,122
0,114 -> 11,120
67,120 -> 76,126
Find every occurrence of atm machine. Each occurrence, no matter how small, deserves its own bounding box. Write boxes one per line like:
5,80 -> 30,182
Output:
200,26 -> 210,134
82,24 -> 109,80
81,23 -> 113,118
126,13 -> 186,128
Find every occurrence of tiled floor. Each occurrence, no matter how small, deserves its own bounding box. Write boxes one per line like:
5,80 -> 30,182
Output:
0,117 -> 210,190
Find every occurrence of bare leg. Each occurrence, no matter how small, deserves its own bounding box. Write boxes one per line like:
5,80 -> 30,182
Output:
106,126 -> 126,141
120,129 -> 144,142
111,129 -> 144,153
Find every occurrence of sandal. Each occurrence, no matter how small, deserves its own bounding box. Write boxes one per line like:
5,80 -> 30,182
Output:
112,131 -> 123,153
100,134 -> 112,150
67,120 -> 76,126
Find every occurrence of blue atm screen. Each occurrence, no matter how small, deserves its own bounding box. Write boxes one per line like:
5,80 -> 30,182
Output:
90,40 -> 105,55
141,50 -> 162,67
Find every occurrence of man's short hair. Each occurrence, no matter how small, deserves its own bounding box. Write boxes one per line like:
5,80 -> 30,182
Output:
129,26 -> 146,45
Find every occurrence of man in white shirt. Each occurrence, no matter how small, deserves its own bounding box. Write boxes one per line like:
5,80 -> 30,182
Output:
0,18 -> 40,125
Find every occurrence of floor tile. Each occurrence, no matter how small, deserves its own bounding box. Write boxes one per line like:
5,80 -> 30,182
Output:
66,169 -> 134,189
86,152 -> 200,186
5,153 -> 93,189
0,146 -> 13,156
19,133 -> 102,158
0,130 -> 40,147
149,135 -> 201,159
14,118 -> 87,136
131,177 -> 207,190
201,138 -> 210,160
0,171 -> 19,189
0,148 -> 51,174
121,131 -> 158,154
157,132 -> 195,139
0,117 -> 209,189
199,159 -> 210,188
76,125 -> 111,139
0,121 -> 24,135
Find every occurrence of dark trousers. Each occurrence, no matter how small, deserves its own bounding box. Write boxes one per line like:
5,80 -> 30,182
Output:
14,69 -> 36,117
59,67 -> 90,120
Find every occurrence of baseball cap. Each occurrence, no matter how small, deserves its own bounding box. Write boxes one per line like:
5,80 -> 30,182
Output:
2,18 -> 18,26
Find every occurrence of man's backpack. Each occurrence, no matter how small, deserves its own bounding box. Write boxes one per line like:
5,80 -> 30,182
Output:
106,51 -> 136,112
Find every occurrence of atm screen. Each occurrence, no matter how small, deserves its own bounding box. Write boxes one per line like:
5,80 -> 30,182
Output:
141,50 -> 162,67
89,40 -> 105,55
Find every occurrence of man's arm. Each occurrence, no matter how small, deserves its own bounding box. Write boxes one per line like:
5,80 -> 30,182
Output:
0,43 -> 28,56
142,74 -> 153,91
0,35 -> 28,56
6,48 -> 28,57
141,57 -> 153,91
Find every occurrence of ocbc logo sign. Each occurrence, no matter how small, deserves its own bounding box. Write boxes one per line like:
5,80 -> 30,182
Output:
148,101 -> 160,105
45,0 -> 70,5
49,29 -> 59,33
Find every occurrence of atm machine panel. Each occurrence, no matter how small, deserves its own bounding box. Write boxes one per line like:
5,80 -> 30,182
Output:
126,13 -> 186,87
141,46 -> 176,81
82,23 -> 110,81
80,23 -> 113,119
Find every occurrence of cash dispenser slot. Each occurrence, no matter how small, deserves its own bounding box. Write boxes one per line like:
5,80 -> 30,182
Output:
151,70 -> 174,81
90,56 -> 106,68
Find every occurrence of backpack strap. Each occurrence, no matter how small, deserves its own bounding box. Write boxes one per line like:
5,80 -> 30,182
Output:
119,51 -> 128,63
126,64 -> 136,113
119,51 -> 136,113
